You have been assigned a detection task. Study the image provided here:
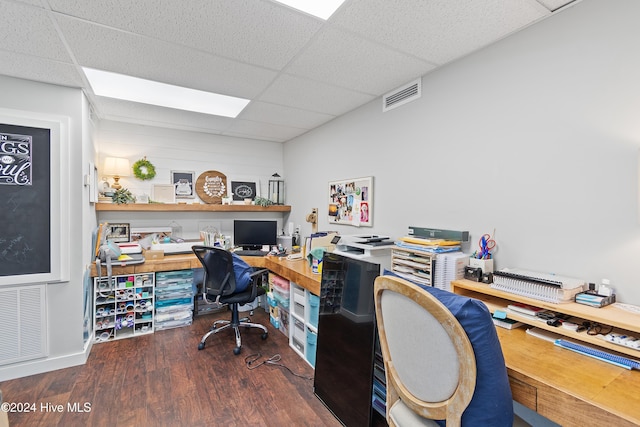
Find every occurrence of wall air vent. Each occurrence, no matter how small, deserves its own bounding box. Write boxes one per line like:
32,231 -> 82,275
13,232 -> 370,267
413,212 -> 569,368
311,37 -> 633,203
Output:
382,78 -> 421,112
0,285 -> 47,366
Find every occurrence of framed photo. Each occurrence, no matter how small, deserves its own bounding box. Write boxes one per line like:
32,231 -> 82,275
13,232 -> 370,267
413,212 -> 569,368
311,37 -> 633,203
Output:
171,170 -> 195,199
328,176 -> 373,227
231,181 -> 258,201
106,223 -> 130,243
153,184 -> 176,204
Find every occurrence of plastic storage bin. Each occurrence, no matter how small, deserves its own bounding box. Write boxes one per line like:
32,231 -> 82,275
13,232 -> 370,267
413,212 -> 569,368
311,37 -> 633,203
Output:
279,306 -> 290,337
273,286 -> 290,308
270,315 -> 280,329
269,304 -> 279,319
306,328 -> 317,367
270,274 -> 290,292
308,294 -> 319,328
294,300 -> 305,318
266,292 -> 278,307
293,318 -> 305,344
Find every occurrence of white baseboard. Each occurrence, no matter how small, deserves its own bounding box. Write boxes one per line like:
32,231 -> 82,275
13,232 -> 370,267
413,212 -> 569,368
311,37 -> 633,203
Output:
0,341 -> 93,382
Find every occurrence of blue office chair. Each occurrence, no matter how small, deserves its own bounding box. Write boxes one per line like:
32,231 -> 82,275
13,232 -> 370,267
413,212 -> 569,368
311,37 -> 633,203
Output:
193,246 -> 268,355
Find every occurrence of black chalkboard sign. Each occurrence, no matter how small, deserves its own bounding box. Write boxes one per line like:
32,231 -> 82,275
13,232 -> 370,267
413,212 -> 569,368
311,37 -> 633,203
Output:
0,123 -> 51,277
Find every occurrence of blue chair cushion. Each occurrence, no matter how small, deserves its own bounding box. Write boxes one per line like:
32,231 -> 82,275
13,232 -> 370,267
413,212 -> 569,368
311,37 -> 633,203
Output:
193,251 -> 253,293
383,270 -> 514,427
231,252 -> 252,292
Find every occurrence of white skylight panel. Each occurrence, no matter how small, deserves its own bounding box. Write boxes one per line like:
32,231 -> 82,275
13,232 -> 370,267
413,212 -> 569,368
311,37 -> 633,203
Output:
272,0 -> 346,20
83,67 -> 250,118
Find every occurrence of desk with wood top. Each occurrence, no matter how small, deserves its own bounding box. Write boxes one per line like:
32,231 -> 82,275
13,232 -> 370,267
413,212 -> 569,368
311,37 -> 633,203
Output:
90,253 -> 321,295
451,279 -> 640,427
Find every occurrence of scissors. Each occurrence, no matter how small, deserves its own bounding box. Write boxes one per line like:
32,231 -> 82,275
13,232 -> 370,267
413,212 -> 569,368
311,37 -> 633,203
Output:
478,234 -> 496,259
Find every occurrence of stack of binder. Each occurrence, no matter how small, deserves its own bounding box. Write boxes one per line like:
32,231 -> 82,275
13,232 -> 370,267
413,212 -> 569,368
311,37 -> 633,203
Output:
491,268 -> 585,303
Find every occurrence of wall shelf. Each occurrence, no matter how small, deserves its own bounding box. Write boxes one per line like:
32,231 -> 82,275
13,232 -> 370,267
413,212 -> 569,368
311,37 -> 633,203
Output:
95,203 -> 291,212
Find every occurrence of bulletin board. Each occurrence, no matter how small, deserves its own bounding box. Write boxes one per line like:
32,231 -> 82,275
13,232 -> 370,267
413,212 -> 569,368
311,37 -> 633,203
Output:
0,109 -> 69,285
328,176 -> 373,227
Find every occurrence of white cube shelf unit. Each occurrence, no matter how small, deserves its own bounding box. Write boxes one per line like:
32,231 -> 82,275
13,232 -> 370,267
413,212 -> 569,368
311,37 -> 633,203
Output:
94,273 -> 155,343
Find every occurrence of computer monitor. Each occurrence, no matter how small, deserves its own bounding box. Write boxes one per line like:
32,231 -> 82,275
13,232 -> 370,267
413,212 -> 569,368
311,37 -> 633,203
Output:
233,220 -> 278,250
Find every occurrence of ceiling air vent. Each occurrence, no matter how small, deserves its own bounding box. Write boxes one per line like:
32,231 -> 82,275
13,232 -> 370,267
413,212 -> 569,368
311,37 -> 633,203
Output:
383,78 -> 421,112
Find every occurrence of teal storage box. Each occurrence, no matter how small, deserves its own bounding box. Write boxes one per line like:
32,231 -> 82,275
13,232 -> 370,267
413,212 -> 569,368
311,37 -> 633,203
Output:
270,315 -> 280,329
306,328 -> 317,367
267,293 -> 277,307
308,294 -> 319,328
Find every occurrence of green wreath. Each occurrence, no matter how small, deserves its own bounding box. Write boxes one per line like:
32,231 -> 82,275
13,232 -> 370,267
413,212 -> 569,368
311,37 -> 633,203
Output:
132,157 -> 156,180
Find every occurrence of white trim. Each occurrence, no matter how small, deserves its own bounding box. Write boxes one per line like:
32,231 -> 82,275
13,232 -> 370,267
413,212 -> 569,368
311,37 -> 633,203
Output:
0,108 -> 70,285
0,343 -> 92,382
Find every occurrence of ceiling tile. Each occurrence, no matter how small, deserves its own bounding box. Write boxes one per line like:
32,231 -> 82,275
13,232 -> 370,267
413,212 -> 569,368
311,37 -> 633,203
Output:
286,27 -> 434,96
536,0 -> 578,11
47,0 -> 324,70
94,97 -> 234,134
2,0 -> 577,142
0,51 -> 83,88
224,119 -> 309,142
239,101 -> 335,130
260,74 -> 376,117
0,1 -> 72,62
331,0 -> 550,65
54,15 -> 278,99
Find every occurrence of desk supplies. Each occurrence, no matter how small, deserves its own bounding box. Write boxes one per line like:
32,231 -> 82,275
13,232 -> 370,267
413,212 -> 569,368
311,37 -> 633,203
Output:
575,291 -> 616,308
492,268 -> 585,303
604,333 -> 640,350
117,242 -> 142,254
473,232 -> 495,260
506,303 -> 547,317
554,339 -> 640,370
525,327 -> 561,343
464,266 -> 483,282
492,315 -> 524,330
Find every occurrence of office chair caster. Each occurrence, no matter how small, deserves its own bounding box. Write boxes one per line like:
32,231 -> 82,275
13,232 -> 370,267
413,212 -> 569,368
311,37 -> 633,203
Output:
233,346 -> 241,355
198,342 -> 206,350
261,332 -> 268,340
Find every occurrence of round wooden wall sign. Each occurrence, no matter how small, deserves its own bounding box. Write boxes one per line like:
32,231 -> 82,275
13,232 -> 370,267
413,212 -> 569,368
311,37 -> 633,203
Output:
195,170 -> 227,204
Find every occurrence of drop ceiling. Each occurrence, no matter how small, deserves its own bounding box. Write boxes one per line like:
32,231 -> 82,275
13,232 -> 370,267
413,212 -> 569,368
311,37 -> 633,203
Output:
0,0 -> 579,142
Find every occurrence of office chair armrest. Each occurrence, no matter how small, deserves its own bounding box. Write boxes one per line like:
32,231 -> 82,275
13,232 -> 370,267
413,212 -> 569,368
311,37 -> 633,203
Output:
249,268 -> 269,279
247,268 -> 269,300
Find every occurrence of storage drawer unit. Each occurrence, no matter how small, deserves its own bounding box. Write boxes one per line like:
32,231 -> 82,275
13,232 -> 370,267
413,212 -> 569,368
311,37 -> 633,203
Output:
155,270 -> 195,330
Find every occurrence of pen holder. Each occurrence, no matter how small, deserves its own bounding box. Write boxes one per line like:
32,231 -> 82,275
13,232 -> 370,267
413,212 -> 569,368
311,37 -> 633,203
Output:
469,257 -> 494,273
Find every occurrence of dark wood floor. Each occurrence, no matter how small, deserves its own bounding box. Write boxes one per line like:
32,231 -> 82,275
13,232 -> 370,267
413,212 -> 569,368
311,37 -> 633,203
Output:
0,308 -> 345,427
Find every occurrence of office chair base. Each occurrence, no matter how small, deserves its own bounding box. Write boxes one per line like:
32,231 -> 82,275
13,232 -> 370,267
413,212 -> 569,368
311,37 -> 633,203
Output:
197,318 -> 268,354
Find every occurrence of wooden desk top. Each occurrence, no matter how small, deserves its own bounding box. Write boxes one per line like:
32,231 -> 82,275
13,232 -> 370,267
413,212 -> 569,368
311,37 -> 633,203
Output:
90,253 -> 321,295
449,279 -> 640,426
497,319 -> 640,426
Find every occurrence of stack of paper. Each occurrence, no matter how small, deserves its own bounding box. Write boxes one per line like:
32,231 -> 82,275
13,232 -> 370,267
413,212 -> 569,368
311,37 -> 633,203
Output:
434,252 -> 469,291
395,236 -> 461,253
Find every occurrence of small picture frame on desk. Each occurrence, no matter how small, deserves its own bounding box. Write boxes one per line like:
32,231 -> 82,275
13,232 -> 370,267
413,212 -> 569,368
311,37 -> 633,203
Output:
106,223 -> 130,243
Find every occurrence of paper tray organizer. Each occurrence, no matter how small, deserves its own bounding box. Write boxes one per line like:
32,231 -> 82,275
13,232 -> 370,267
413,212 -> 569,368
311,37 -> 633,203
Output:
574,291 -> 616,308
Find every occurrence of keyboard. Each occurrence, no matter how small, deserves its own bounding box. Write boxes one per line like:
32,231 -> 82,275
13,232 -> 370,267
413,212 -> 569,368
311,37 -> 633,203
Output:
234,250 -> 269,257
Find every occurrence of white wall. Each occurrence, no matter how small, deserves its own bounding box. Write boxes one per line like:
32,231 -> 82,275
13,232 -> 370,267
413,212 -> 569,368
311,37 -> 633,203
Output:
284,0 -> 640,304
94,121 -> 286,239
0,75 -> 91,381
